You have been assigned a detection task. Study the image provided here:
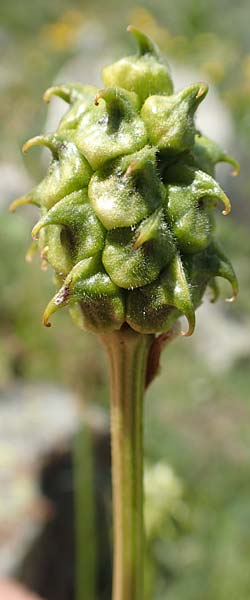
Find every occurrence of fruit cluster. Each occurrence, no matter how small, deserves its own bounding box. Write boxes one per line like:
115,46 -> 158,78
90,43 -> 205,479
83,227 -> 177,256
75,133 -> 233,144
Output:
11,27 -> 238,335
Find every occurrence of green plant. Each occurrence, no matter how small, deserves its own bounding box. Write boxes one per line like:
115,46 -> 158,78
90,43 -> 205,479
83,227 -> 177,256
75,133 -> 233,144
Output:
11,26 -> 238,600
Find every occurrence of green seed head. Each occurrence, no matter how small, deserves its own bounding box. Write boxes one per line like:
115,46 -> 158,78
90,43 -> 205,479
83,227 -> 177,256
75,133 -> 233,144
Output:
11,27 -> 238,336
102,26 -> 173,105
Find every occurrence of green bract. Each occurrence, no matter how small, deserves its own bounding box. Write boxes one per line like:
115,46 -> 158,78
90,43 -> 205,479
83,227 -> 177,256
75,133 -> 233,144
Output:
11,26 -> 238,335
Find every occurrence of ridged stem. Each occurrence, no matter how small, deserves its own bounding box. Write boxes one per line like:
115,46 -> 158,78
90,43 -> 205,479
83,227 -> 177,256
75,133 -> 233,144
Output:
100,326 -> 153,600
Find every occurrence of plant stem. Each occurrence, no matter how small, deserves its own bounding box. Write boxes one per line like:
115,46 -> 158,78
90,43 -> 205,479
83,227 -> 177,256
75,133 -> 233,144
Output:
100,326 -> 153,600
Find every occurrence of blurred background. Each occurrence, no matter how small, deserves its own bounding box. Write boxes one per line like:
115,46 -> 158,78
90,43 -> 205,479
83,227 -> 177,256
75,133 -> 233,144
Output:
0,0 -> 250,598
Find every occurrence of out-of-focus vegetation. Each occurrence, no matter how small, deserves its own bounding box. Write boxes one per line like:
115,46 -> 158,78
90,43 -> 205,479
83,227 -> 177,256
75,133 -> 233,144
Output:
1,0 -> 250,598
